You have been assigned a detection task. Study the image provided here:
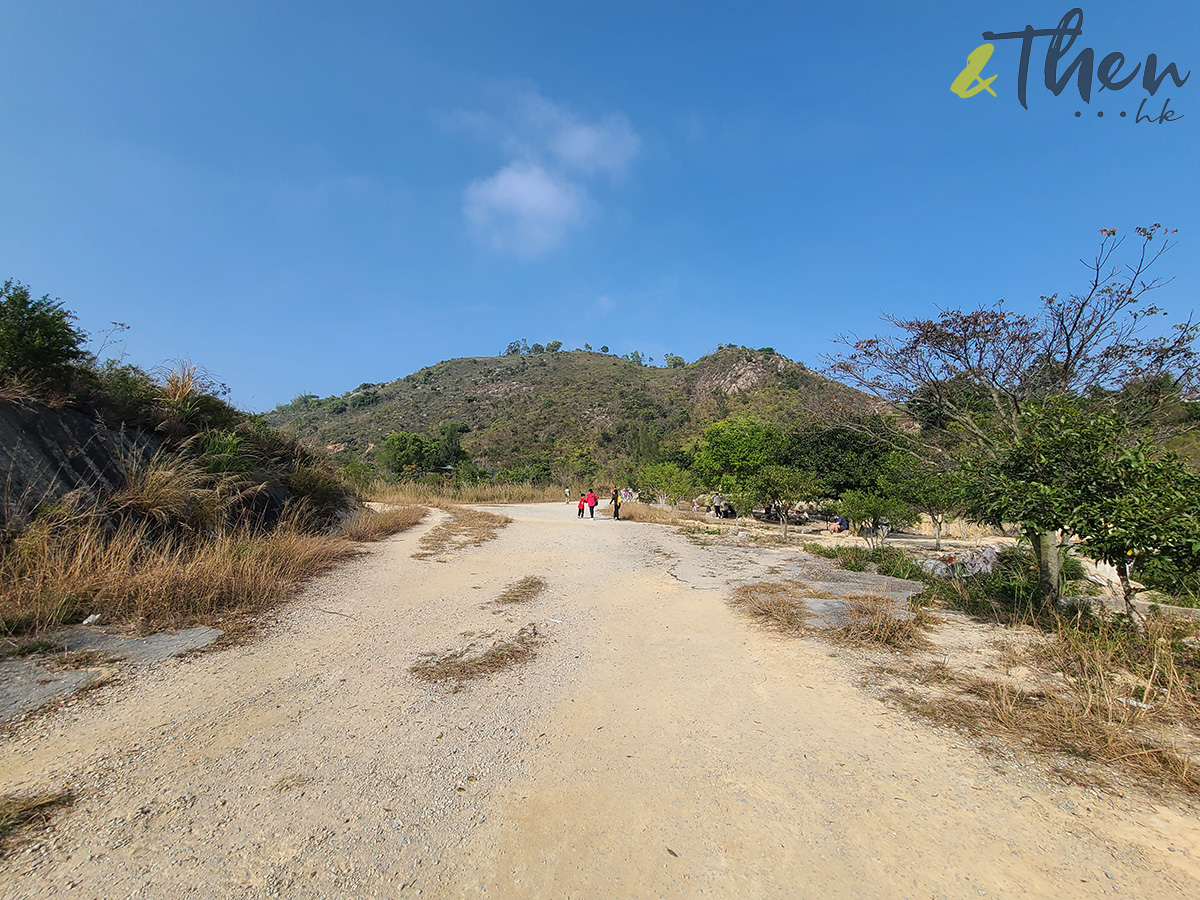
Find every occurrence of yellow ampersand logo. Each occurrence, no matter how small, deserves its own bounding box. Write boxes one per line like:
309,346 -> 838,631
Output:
951,43 -> 998,97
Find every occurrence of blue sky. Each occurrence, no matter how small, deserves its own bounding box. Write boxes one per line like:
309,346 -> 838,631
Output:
1,1 -> 1196,410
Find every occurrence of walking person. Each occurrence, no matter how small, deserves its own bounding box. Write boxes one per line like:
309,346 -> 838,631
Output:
578,494 -> 586,518
586,489 -> 598,519
610,486 -> 621,521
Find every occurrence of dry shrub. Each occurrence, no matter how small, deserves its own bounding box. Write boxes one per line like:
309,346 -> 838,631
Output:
0,789 -> 72,854
372,482 -> 563,506
413,506 -> 511,559
834,596 -> 932,650
895,676 -> 1200,795
619,502 -> 709,527
495,575 -> 547,604
0,514 -> 361,634
338,504 -> 426,542
728,581 -> 812,633
410,625 -> 541,689
888,610 -> 1200,796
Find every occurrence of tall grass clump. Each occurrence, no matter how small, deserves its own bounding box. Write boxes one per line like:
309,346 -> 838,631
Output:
727,581 -> 812,633
1,448 -> 423,637
372,481 -> 563,506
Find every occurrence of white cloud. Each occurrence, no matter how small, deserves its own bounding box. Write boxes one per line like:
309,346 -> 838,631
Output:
550,116 -> 640,177
464,161 -> 585,259
452,88 -> 640,259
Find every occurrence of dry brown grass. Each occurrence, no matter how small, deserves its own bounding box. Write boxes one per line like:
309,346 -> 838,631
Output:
0,514 -> 364,634
412,506 -> 511,560
0,788 -> 72,854
618,502 -> 710,527
372,482 -> 563,506
338,504 -> 426,542
410,625 -> 542,690
868,607 -> 1200,796
495,575 -> 547,605
894,674 -> 1200,795
833,596 -> 933,650
728,581 -> 813,633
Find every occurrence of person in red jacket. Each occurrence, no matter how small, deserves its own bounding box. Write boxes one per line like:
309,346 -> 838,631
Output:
577,494 -> 586,518
585,489 -> 598,518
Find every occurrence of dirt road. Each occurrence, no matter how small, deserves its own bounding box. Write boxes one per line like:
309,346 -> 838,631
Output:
3,503 -> 1198,898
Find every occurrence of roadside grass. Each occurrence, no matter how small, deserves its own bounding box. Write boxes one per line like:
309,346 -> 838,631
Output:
802,543 -> 928,581
339,504 -> 426,542
0,789 -> 73,855
495,575 -> 547,605
410,625 -> 542,690
0,495 -> 425,637
833,596 -> 933,650
372,481 -> 562,506
791,538 -> 1200,794
727,581 -> 813,633
618,502 -> 711,528
893,663 -> 1200,795
800,541 -> 1200,795
412,506 -> 511,560
0,515 -> 362,634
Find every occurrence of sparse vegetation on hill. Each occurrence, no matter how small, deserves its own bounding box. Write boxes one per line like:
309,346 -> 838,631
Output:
1,279 -> 422,640
267,345 -> 866,483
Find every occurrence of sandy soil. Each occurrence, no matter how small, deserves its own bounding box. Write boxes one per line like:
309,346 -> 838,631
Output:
2,502 -> 1199,898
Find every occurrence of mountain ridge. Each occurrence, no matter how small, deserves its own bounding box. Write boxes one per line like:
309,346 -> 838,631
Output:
266,345 -> 871,476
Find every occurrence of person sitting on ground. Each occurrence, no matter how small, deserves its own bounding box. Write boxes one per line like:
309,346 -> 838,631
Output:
829,515 -> 850,534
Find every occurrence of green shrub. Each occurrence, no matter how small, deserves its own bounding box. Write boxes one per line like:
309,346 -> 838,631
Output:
282,465 -> 354,522
0,280 -> 88,390
201,431 -> 255,475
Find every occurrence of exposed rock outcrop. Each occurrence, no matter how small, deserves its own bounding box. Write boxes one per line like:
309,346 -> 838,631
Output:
0,399 -> 157,529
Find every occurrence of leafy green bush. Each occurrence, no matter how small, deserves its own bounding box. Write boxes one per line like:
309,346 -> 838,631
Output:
0,280 -> 88,390
201,431 -> 255,475
282,464 -> 355,523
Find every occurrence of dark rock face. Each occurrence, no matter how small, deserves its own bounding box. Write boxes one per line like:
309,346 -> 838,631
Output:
0,399 -> 157,529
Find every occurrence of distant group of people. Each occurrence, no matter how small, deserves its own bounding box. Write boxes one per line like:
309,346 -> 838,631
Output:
566,487 -> 624,520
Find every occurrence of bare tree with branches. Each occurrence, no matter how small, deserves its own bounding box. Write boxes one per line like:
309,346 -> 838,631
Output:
822,226 -> 1199,602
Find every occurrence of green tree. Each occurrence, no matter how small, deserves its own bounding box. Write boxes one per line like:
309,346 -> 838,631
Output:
825,226 -> 1199,603
664,353 -> 686,368
430,422 -> 469,470
546,340 -> 563,352
877,452 -> 965,551
972,398 -> 1200,612
748,465 -> 824,540
0,279 -> 88,389
1075,444 -> 1200,618
637,462 -> 694,507
378,431 -> 434,476
839,490 -> 918,550
691,419 -> 787,491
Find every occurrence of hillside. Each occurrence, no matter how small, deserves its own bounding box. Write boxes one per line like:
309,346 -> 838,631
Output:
267,346 -> 869,476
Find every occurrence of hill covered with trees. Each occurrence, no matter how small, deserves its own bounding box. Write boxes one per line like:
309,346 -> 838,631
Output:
267,344 -> 873,483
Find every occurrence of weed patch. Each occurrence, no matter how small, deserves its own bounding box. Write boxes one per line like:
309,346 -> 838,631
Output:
618,502 -> 709,528
495,576 -> 547,605
0,789 -> 72,854
0,515 -> 363,634
372,482 -> 562,506
833,596 -> 932,650
412,506 -> 511,560
410,625 -> 542,689
727,582 -> 812,634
